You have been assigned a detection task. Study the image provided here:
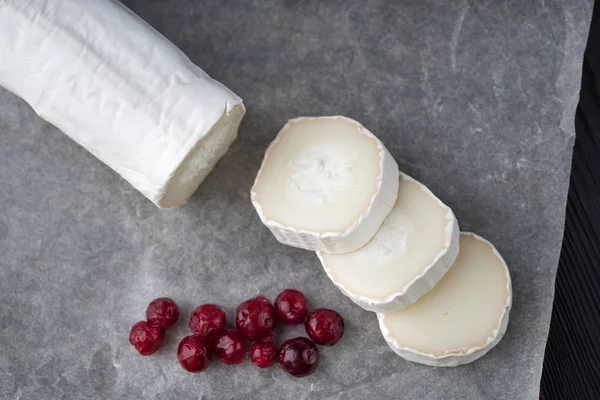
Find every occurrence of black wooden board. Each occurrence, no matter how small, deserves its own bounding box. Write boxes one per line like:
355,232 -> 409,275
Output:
541,2 -> 600,398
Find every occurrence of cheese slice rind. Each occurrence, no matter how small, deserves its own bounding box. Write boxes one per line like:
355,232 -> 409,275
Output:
317,172 -> 459,312
377,232 -> 512,367
251,116 -> 399,254
0,0 -> 245,208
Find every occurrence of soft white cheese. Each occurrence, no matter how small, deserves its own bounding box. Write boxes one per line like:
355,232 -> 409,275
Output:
0,0 -> 245,208
378,232 -> 512,367
317,172 -> 459,312
251,116 -> 399,254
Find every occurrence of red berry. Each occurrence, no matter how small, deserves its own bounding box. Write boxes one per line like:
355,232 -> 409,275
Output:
305,308 -> 345,346
189,304 -> 226,339
213,329 -> 246,365
177,335 -> 212,373
235,296 -> 277,341
128,321 -> 165,356
251,342 -> 278,368
279,337 -> 319,377
146,297 -> 179,329
274,289 -> 308,325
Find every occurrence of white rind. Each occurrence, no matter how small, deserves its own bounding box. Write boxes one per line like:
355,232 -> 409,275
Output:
250,116 -> 399,254
0,0 -> 245,208
377,232 -> 513,367
317,172 -> 460,313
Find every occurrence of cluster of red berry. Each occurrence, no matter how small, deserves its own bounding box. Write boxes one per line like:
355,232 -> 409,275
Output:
128,289 -> 344,377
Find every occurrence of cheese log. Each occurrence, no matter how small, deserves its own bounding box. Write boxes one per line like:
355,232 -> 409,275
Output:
250,116 -> 399,254
0,0 -> 245,208
377,233 -> 512,367
317,172 -> 459,313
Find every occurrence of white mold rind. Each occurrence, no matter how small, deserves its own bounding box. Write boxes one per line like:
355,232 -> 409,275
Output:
0,0 -> 245,208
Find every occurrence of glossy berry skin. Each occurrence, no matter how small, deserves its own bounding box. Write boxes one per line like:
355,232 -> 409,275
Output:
213,329 -> 247,365
274,289 -> 309,325
129,321 -> 165,356
177,335 -> 212,373
146,297 -> 179,329
279,337 -> 319,377
250,341 -> 278,368
305,308 -> 345,346
189,304 -> 226,340
235,296 -> 277,341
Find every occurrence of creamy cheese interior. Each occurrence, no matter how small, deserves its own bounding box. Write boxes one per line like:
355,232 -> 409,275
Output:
319,174 -> 451,300
160,104 -> 245,207
253,117 -> 381,233
379,233 -> 510,357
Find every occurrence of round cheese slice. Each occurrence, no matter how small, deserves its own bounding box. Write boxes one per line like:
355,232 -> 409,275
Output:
250,116 -> 399,254
377,232 -> 512,367
317,172 -> 459,312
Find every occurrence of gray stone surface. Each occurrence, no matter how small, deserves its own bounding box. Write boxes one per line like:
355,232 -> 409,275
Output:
0,0 -> 592,399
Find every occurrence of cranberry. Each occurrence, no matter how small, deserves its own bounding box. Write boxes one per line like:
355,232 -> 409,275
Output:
305,308 -> 345,346
177,335 -> 212,373
251,342 -> 278,368
274,289 -> 309,325
189,304 -> 226,340
128,321 -> 165,356
279,337 -> 319,377
235,296 -> 277,341
145,297 -> 179,329
213,329 -> 246,365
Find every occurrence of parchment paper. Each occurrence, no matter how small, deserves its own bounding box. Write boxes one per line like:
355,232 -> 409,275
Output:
0,1 -> 592,399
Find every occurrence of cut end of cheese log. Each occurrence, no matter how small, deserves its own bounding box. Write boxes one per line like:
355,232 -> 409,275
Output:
159,103 -> 245,208
0,0 -> 245,208
317,172 -> 459,313
377,232 -> 512,367
251,116 -> 399,254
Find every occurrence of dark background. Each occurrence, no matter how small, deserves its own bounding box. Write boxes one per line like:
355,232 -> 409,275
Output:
541,1 -> 600,399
